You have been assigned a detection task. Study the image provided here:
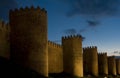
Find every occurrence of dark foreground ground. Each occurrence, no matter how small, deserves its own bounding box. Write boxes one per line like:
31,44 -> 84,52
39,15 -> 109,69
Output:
0,57 -> 47,78
0,57 -> 120,78
49,73 -> 120,78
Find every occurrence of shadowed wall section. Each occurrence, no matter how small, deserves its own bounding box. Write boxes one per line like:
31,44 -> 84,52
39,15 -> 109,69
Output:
83,46 -> 98,77
9,6 -> 48,77
108,56 -> 116,76
62,35 -> 83,77
98,53 -> 108,76
0,21 -> 10,59
116,59 -> 120,75
48,41 -> 63,73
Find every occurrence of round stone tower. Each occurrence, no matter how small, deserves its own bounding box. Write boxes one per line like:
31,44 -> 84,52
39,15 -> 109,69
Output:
62,35 -> 83,77
116,59 -> 120,75
98,53 -> 108,76
9,6 -> 48,77
108,56 -> 116,76
83,46 -> 98,77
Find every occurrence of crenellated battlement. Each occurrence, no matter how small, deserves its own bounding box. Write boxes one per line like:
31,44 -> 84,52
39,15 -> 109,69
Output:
0,21 -> 9,32
98,52 -> 107,56
108,56 -> 115,58
83,46 -> 97,50
9,6 -> 47,16
48,40 -> 62,48
62,34 -> 82,40
107,56 -> 116,61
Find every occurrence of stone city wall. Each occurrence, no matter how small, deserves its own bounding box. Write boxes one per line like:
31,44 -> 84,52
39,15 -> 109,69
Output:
48,40 -> 63,73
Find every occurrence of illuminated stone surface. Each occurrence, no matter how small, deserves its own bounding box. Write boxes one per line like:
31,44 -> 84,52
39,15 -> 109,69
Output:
62,35 -> 83,77
108,56 -> 116,76
9,6 -> 48,77
83,46 -> 98,76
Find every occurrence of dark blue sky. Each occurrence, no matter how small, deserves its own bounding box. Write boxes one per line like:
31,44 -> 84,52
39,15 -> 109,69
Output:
0,0 -> 120,56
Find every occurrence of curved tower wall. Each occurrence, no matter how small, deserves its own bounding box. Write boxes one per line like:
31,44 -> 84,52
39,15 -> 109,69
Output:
83,47 -> 89,74
62,35 -> 83,77
98,53 -> 108,76
0,21 -> 10,59
116,59 -> 120,75
9,6 -> 48,77
108,56 -> 116,76
83,46 -> 98,76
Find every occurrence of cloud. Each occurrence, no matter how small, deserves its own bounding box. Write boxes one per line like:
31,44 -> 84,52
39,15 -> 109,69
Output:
64,28 -> 77,35
86,20 -> 100,27
59,0 -> 120,32
64,0 -> 120,18
79,28 -> 87,33
79,20 -> 100,33
0,0 -> 18,21
64,21 -> 99,36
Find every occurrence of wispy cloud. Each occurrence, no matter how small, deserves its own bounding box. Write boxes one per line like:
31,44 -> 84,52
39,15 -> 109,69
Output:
64,0 -> 120,17
64,28 -> 77,35
59,0 -> 120,32
0,0 -> 18,21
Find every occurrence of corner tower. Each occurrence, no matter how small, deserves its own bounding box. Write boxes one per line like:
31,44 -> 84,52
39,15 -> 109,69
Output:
9,6 -> 48,77
62,35 -> 83,77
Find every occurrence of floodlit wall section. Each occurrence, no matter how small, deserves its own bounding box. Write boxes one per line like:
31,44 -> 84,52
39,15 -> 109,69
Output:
48,41 -> 63,73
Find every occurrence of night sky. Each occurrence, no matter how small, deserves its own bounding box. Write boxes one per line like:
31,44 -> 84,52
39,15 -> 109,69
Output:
0,0 -> 120,56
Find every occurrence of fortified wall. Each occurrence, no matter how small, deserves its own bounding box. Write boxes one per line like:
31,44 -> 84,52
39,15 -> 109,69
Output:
83,46 -> 98,76
98,53 -> 108,76
108,56 -> 116,76
0,21 -> 10,59
9,6 -> 48,77
48,40 -> 63,73
62,35 -> 83,77
0,6 -> 120,77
